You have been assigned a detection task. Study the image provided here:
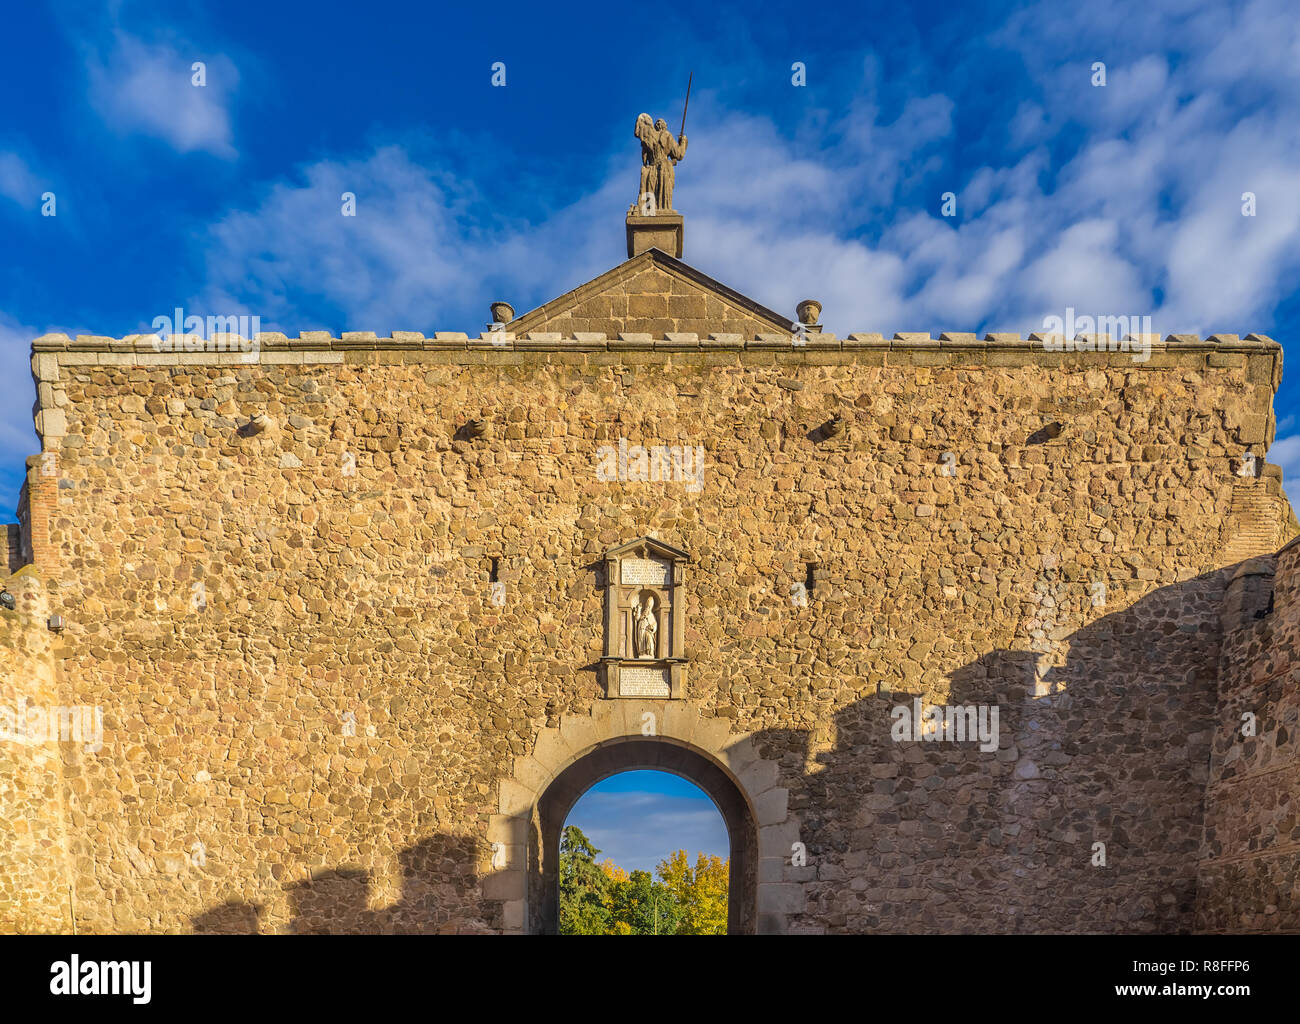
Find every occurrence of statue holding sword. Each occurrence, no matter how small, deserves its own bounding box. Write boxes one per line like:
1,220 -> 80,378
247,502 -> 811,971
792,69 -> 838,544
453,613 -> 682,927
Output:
632,73 -> 691,215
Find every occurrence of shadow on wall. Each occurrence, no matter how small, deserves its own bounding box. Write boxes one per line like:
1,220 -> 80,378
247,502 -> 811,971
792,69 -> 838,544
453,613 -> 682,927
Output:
186,562 -> 1255,934
791,566 -> 1235,934
192,834 -> 490,934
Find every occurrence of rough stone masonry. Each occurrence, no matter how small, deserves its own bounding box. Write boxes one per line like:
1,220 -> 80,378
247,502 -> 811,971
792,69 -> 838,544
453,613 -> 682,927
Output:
1,244 -> 1297,933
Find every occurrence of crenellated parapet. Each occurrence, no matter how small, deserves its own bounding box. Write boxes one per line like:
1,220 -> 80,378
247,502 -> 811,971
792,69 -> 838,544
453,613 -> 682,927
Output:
27,329 -> 1284,375
28,328 -> 1287,472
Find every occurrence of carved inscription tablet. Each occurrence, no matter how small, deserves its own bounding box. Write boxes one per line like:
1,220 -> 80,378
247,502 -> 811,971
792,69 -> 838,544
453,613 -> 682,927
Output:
620,666 -> 671,698
621,558 -> 671,587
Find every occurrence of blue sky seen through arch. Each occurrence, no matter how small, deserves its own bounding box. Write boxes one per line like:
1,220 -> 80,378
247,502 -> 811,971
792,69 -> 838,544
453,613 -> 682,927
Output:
564,770 -> 729,875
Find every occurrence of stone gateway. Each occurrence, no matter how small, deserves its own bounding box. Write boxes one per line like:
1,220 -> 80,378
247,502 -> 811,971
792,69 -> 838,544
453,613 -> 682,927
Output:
1,140 -> 1298,934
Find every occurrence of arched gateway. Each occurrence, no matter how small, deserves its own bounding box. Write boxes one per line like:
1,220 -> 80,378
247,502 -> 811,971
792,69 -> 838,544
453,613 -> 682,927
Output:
485,700 -> 806,934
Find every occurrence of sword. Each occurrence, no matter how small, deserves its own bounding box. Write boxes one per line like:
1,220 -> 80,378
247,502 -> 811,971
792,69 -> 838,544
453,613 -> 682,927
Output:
679,72 -> 692,137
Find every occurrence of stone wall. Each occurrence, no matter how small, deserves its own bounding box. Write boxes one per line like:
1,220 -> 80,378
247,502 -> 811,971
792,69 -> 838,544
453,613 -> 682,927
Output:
3,328 -> 1293,933
0,564 -> 73,932
1195,537 -> 1300,932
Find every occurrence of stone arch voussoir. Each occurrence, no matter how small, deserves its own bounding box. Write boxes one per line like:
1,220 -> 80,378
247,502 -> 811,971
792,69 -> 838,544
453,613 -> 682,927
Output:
486,700 -> 808,934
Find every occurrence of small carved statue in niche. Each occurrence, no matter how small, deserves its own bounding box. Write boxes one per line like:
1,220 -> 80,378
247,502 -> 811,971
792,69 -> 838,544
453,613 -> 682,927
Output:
633,593 -> 658,658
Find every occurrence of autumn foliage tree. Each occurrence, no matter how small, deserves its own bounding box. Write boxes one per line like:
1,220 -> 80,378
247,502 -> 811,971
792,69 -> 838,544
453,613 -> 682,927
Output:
656,850 -> 729,935
557,826 -> 728,935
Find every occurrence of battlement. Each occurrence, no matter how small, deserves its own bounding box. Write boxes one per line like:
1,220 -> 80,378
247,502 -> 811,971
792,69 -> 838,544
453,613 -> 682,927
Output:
27,328 -> 1289,484
29,329 -> 1284,368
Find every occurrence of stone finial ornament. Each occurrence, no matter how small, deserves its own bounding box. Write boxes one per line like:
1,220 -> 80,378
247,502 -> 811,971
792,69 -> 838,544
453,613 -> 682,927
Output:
489,302 -> 514,326
796,299 -> 822,329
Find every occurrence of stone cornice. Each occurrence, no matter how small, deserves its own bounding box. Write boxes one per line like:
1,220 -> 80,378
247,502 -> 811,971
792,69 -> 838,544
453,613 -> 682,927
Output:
29,331 -> 1283,393
30,330 -> 1283,354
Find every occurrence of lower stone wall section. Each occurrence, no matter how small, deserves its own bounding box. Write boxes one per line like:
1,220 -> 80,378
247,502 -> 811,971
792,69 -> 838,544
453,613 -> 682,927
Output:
0,569 -> 73,932
1196,537 -> 1300,932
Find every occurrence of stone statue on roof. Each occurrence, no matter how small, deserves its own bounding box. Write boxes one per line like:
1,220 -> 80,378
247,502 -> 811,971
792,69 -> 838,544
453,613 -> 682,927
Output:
633,113 -> 688,216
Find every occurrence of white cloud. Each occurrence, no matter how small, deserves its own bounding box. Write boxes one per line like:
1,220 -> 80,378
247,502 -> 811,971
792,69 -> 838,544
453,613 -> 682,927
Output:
0,153 -> 43,207
986,0 -> 1300,336
86,31 -> 238,158
1270,432 -> 1300,515
197,146 -> 506,332
1018,220 -> 1148,325
569,788 -> 728,874
193,53 -> 1300,337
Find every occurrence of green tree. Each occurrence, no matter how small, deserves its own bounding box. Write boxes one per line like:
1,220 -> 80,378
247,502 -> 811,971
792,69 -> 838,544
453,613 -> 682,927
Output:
605,868 -> 683,935
558,825 -> 612,935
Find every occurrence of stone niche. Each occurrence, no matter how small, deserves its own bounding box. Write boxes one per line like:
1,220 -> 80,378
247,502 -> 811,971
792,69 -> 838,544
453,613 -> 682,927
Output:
600,537 -> 689,699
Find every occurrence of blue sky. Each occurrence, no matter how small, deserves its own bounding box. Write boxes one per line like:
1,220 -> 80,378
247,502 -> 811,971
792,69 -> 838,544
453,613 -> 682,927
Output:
565,771 -> 729,874
2,0 -> 1298,526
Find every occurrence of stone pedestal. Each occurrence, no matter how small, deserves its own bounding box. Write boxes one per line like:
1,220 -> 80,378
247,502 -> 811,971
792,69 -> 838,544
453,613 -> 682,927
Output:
626,212 -> 684,259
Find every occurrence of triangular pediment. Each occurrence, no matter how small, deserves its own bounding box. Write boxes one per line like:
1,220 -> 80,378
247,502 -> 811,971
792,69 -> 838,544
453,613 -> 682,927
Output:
508,249 -> 792,339
603,536 -> 691,562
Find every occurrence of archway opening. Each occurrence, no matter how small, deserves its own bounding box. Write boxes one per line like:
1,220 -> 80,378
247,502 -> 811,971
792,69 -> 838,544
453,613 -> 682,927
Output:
560,771 -> 729,934
530,737 -> 758,934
